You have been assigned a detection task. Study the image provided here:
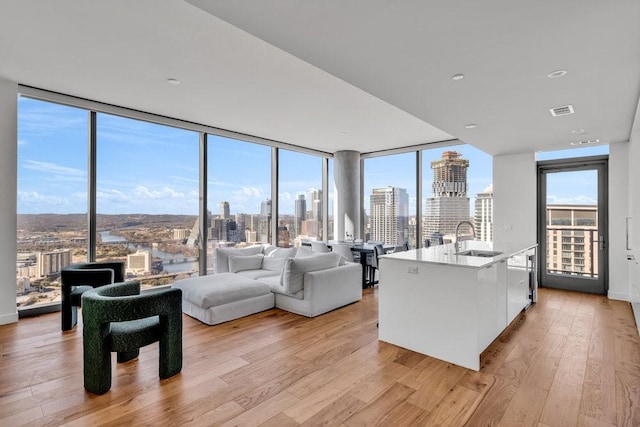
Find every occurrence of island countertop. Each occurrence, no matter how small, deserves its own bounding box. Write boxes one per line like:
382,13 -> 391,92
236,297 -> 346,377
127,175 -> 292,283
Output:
381,240 -> 538,269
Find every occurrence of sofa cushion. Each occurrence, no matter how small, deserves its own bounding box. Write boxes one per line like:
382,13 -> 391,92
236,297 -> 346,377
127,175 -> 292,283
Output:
172,273 -> 271,309
263,246 -> 297,258
280,252 -> 343,295
295,246 -> 315,258
262,257 -> 284,272
215,245 -> 264,273
228,254 -> 264,273
236,269 -> 280,280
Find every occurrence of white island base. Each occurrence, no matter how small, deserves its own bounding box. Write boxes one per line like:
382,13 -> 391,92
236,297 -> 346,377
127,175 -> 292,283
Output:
378,242 -> 536,371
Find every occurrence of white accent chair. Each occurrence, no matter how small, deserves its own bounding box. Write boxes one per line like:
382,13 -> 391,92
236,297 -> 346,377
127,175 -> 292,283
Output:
310,241 -> 330,253
331,243 -> 355,263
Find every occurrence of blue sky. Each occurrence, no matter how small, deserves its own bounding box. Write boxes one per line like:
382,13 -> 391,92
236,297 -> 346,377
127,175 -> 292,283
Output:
17,96 -> 608,216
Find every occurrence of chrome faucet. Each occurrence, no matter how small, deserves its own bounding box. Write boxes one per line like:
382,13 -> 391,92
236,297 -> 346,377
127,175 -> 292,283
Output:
455,221 -> 476,253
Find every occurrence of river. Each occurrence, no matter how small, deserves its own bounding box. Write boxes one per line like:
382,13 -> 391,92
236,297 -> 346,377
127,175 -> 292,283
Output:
99,231 -> 199,273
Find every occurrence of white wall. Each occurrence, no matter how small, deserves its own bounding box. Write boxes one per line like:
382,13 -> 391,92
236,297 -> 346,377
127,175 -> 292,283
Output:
628,97 -> 640,330
493,152 -> 537,254
0,77 -> 18,325
608,141 -> 630,301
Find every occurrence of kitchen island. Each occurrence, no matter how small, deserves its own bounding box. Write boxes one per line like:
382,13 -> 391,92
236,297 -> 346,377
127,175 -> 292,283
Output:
378,241 -> 537,370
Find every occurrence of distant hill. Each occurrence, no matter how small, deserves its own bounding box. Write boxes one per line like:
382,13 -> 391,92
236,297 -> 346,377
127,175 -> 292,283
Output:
17,213 -> 198,232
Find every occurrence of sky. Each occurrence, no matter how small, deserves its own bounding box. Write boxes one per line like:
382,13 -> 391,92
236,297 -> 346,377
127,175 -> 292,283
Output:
17,96 -> 608,217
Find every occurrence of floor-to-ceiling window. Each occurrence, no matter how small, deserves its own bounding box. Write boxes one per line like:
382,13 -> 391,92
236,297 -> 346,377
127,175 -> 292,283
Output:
328,158 -> 334,241
16,89 -> 333,310
278,149 -> 323,247
207,135 -> 272,271
363,152 -> 416,248
421,144 -> 493,247
96,113 -> 200,288
16,97 -> 88,308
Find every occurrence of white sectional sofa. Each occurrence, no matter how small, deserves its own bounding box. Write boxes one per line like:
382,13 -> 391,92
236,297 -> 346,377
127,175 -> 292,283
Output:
172,244 -> 362,325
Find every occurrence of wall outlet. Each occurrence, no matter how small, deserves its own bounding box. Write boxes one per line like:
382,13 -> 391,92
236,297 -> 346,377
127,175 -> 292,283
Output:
407,266 -> 418,274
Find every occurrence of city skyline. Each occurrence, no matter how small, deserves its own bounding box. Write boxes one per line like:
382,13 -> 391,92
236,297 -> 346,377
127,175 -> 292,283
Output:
18,96 -> 609,218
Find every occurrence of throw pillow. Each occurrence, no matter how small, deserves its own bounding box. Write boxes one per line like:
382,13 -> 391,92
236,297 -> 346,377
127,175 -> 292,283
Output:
295,246 -> 315,258
262,256 -> 286,272
281,252 -> 342,294
215,245 -> 264,273
228,254 -> 264,273
264,246 -> 297,258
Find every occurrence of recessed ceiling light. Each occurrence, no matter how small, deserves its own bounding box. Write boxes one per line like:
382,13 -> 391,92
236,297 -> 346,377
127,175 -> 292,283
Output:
547,70 -> 568,79
571,129 -> 586,134
464,123 -> 477,129
166,78 -> 181,85
452,74 -> 465,81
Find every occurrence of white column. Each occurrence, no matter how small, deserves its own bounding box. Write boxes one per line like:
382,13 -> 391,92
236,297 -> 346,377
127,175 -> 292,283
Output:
334,150 -> 360,240
0,77 -> 18,325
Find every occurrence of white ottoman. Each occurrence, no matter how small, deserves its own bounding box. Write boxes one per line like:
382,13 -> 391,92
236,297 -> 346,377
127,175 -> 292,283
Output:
172,273 -> 275,325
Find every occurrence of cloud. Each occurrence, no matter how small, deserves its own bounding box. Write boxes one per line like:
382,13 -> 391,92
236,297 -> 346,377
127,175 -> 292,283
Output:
18,190 -> 66,206
132,186 -> 186,200
22,160 -> 85,177
547,194 -> 597,205
241,186 -> 264,197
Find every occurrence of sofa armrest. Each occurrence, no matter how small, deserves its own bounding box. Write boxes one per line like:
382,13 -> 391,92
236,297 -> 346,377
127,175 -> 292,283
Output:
283,262 -> 361,316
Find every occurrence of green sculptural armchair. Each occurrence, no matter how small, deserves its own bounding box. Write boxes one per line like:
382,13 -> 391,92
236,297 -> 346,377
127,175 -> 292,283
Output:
61,261 -> 126,331
81,281 -> 183,395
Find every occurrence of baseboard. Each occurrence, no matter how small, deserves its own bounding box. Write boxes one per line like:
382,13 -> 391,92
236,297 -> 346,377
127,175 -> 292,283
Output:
607,291 -> 630,301
0,311 -> 19,325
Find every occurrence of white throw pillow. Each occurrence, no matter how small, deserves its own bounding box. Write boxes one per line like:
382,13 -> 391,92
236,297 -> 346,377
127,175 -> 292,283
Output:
215,245 -> 264,273
295,246 -> 315,258
262,256 -> 286,272
228,254 -> 264,273
280,252 -> 342,294
264,246 -> 297,258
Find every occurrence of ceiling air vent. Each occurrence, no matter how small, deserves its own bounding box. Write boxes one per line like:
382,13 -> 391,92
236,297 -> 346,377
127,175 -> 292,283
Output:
549,105 -> 574,117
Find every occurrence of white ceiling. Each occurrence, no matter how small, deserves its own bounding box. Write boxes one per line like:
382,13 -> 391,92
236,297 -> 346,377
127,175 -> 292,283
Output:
1,0 -> 639,156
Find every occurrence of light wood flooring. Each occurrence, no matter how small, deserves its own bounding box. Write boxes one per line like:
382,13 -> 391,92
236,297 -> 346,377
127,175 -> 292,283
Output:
1,287 -> 639,426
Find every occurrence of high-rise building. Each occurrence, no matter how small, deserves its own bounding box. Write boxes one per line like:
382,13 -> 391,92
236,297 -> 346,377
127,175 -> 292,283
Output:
127,250 -> 152,274
310,189 -> 322,222
294,193 -> 307,238
369,186 -> 409,245
474,184 -> 493,242
39,249 -> 71,278
260,199 -> 272,243
424,151 -> 471,244
172,228 -> 190,240
220,201 -> 230,219
546,205 -> 598,277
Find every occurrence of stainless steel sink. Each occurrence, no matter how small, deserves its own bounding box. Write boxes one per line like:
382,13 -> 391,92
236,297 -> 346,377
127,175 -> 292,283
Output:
455,249 -> 503,258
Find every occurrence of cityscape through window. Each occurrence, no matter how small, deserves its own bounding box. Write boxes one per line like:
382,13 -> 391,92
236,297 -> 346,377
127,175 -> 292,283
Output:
363,153 -> 416,247
278,149 -> 323,248
207,135 -> 272,272
422,146 -> 493,247
96,113 -> 200,288
17,97 -> 88,308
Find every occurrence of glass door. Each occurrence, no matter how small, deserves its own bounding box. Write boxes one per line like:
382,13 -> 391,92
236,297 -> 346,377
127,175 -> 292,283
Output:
537,156 -> 608,294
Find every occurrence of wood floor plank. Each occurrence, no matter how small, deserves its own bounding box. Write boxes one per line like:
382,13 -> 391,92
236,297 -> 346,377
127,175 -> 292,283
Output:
343,382 -> 415,427
580,357 -> 617,425
465,374 -> 519,426
220,391 -> 300,427
298,393 -> 366,427
1,288 -> 638,427
499,384 -> 549,427
616,370 -> 640,427
403,359 -> 468,412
